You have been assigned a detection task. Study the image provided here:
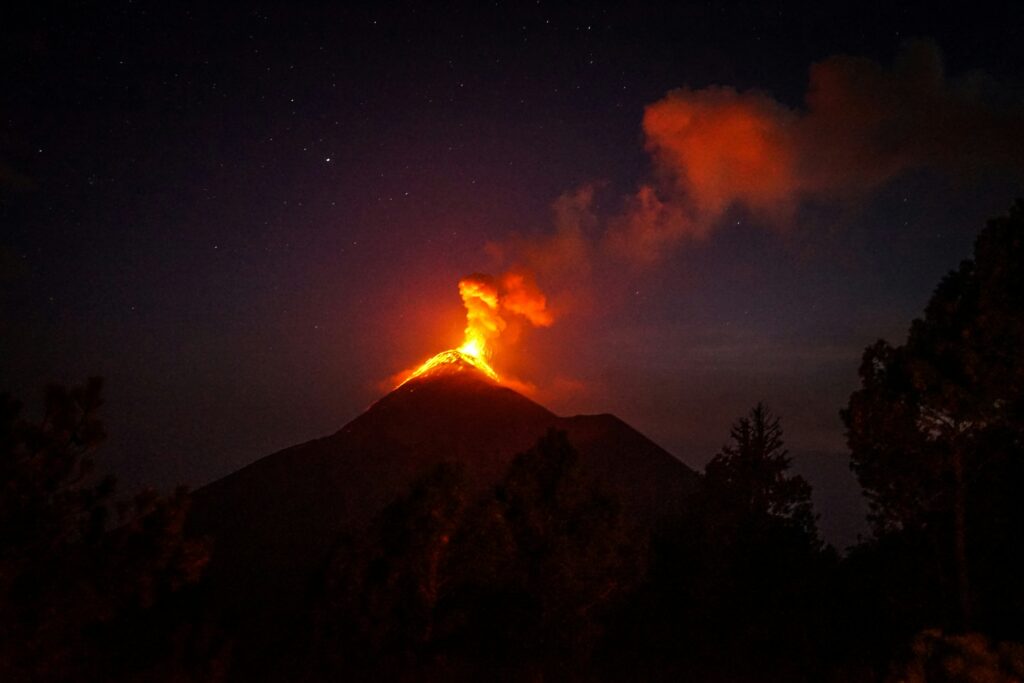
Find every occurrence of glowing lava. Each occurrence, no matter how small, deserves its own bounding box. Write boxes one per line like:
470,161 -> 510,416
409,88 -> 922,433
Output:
397,273 -> 551,387
401,348 -> 498,385
398,275 -> 504,386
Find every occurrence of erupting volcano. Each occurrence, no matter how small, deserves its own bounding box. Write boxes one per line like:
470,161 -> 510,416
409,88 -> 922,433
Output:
398,272 -> 553,386
187,267 -> 699,679
400,348 -> 499,383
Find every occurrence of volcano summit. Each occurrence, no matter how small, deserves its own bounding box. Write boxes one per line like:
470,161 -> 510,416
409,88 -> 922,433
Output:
398,348 -> 500,385
187,363 -> 697,674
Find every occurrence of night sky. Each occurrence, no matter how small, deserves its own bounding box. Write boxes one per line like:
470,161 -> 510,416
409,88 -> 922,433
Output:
3,2 -> 1023,548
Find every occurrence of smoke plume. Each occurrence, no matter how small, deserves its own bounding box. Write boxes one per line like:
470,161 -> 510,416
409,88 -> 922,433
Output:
446,40 -> 1024,389
551,40 -> 1024,267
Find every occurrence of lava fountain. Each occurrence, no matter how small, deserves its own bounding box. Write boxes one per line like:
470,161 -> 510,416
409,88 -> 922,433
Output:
398,273 -> 552,386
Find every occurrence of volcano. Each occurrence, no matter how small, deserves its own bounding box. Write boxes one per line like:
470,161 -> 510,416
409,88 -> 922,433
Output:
188,361 -> 697,635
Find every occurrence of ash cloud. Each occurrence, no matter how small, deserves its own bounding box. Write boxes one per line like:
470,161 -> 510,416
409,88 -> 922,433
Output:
473,40 -> 1024,398
519,40 -> 1024,270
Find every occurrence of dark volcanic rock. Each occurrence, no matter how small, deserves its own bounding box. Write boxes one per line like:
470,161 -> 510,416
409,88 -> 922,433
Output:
189,367 -> 697,623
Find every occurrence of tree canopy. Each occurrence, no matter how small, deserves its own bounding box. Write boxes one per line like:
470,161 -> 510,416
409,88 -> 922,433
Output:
704,402 -> 818,539
843,199 -> 1024,633
0,379 -> 216,681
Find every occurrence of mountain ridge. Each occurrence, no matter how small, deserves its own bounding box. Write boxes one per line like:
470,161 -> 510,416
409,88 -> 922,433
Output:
188,369 -> 698,623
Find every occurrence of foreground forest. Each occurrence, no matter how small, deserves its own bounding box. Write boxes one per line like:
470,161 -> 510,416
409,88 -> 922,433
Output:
2,202 -> 1023,681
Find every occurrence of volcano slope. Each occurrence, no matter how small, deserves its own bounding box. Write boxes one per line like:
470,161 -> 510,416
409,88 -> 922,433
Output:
188,360 -> 698,650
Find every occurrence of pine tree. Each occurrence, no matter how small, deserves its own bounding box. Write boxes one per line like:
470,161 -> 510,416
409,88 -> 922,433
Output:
704,403 -> 818,539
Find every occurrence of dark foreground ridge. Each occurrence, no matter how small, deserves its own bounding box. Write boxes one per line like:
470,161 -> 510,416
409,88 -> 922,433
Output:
188,366 -> 698,670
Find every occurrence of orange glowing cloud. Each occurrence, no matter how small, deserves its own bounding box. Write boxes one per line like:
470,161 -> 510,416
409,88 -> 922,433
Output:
499,272 -> 554,328
604,184 -> 695,265
642,86 -> 797,218
398,41 -> 1024,394
604,87 -> 797,263
602,40 -> 1024,265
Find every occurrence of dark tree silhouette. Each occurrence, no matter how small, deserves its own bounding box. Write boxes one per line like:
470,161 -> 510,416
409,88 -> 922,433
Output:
605,405 -> 831,682
704,402 -> 818,539
314,430 -> 643,681
315,462 -> 468,677
441,429 -> 644,675
0,379 -> 215,682
843,200 -> 1024,632
688,404 -> 827,679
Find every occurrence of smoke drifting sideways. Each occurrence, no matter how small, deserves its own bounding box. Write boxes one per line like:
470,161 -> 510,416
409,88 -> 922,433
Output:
400,40 -> 1024,399
456,271 -> 553,358
513,40 -> 1024,275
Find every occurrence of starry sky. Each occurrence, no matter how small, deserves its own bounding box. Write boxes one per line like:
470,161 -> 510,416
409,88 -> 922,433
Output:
3,1 -> 1023,547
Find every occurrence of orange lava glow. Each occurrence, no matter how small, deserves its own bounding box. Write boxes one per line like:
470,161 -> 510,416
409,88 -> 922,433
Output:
397,273 -> 551,387
400,348 -> 499,385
